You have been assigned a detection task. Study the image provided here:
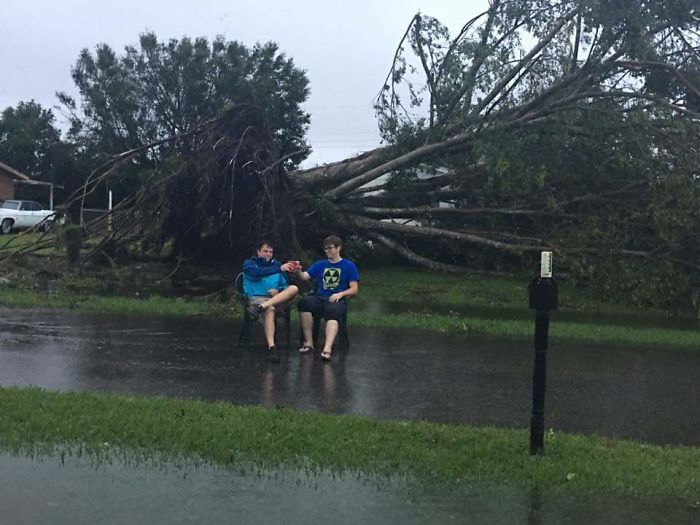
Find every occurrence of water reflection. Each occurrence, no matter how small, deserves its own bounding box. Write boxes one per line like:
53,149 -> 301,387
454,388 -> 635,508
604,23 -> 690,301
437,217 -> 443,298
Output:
1,307 -> 699,445
260,369 -> 275,406
527,489 -> 544,525
321,362 -> 336,410
0,451 -> 697,524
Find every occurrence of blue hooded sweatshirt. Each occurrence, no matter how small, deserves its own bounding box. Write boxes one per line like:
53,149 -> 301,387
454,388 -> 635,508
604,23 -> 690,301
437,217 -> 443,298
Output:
241,257 -> 289,297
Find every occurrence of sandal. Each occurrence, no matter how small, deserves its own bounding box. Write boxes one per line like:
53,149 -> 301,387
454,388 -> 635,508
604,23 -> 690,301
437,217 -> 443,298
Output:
298,345 -> 313,354
320,350 -> 332,362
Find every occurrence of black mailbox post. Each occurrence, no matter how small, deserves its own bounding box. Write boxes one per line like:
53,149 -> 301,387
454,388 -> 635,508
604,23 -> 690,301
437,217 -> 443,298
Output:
528,252 -> 558,455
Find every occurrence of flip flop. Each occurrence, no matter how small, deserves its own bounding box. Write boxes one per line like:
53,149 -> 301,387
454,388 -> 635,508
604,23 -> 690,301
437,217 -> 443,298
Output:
298,345 -> 313,354
320,350 -> 332,362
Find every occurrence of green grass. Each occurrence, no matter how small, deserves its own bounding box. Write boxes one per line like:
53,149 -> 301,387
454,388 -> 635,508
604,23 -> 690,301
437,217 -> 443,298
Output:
2,265 -> 699,347
351,311 -> 700,347
0,231 -> 57,256
0,386 -> 697,506
2,291 -> 700,349
0,288 -> 235,317
359,267 -> 683,319
361,267 -> 529,306
0,231 -> 123,256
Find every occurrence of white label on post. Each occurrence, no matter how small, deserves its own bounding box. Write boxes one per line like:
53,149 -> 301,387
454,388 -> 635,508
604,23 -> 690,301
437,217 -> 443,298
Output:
540,251 -> 552,278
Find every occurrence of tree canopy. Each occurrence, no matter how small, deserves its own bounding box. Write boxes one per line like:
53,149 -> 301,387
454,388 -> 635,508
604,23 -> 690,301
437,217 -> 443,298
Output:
6,1 -> 700,307
54,33 -> 311,255
286,0 -> 700,305
59,33 -> 311,174
0,101 -> 67,182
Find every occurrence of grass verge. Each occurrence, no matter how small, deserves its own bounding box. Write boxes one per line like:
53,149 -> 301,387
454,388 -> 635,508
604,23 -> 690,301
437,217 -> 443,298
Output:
351,311 -> 700,347
358,267 -> 686,318
0,288 -> 234,318
0,386 -> 698,506
2,286 -> 700,348
2,262 -> 700,347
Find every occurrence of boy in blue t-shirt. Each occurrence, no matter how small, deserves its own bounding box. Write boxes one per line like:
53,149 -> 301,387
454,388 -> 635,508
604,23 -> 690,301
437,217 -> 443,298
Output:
294,235 -> 359,361
242,240 -> 299,362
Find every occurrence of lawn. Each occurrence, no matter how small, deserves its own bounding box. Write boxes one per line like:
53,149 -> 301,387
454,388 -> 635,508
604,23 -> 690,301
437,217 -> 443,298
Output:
1,386 -> 698,507
1,259 -> 699,508
2,263 -> 698,347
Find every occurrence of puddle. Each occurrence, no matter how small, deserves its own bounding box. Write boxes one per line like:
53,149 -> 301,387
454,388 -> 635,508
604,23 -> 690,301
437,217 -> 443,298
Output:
0,451 -> 696,524
0,307 -> 699,446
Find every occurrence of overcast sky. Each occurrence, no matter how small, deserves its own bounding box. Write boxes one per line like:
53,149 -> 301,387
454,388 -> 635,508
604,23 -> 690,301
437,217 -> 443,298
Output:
0,0 -> 486,167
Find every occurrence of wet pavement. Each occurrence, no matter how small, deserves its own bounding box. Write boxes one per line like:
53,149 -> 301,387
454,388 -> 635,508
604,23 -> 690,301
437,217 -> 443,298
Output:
0,307 -> 699,446
1,451 -> 698,524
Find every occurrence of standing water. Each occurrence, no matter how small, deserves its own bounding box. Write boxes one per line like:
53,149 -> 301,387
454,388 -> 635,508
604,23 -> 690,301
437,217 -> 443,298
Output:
0,308 -> 699,445
0,451 -> 697,524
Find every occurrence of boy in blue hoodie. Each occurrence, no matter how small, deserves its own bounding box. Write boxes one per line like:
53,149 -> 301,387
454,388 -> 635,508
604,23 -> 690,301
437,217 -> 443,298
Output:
242,240 -> 299,362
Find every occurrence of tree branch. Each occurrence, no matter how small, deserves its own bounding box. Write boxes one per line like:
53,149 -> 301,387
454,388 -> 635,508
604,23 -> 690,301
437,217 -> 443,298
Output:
467,8 -> 580,120
413,14 -> 439,127
324,132 -> 477,200
435,0 -> 502,126
368,232 -> 469,273
348,214 -> 546,252
340,205 -> 581,220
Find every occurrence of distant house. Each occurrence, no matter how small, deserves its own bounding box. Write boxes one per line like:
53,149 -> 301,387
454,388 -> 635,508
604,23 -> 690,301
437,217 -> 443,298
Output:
0,161 -> 31,201
0,160 -> 58,210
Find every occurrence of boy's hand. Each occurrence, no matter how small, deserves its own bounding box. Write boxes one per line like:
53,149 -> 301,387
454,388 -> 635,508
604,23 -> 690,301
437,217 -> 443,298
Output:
282,260 -> 302,273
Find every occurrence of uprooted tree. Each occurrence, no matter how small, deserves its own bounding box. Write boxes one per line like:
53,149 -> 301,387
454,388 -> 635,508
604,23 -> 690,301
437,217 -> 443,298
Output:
9,0 -> 700,307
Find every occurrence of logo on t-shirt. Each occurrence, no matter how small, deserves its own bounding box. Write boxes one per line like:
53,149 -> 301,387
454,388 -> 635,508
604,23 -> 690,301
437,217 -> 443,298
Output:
322,267 -> 341,290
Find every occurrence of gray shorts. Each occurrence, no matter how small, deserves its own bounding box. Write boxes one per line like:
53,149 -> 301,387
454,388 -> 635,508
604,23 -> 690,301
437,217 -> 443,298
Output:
250,296 -> 289,318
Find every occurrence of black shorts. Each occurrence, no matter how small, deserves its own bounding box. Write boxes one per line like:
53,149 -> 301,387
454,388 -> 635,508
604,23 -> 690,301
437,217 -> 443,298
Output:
297,294 -> 346,321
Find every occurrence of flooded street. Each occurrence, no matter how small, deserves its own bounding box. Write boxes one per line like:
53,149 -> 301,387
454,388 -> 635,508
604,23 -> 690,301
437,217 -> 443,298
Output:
1,307 -> 698,446
0,452 -> 697,524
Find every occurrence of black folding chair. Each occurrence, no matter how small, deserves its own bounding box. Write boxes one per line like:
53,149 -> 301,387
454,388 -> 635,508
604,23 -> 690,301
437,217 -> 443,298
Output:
234,272 -> 292,349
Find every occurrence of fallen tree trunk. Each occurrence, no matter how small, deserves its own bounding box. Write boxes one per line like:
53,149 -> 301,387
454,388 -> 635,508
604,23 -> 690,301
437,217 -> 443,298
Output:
6,1 -> 700,308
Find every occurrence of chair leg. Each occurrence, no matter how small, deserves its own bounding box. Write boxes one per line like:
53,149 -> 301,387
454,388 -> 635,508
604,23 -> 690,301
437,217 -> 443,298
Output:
342,321 -> 349,349
238,313 -> 247,347
243,314 -> 251,350
284,310 -> 291,349
337,310 -> 348,350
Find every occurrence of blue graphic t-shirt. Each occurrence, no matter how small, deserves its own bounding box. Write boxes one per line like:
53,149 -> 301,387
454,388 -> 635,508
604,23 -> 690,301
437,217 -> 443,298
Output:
307,258 -> 360,297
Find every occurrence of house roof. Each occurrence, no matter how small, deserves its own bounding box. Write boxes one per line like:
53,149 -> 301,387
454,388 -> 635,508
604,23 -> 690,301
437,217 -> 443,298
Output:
0,160 -> 31,180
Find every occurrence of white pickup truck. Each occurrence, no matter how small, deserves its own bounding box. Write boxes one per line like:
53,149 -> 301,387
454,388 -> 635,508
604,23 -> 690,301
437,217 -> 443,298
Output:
0,200 -> 58,234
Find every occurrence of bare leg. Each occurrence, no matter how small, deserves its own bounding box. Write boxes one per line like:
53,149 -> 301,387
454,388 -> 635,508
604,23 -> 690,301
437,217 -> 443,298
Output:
322,320 -> 339,355
260,285 -> 299,310
263,308 -> 276,348
300,311 -> 314,348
